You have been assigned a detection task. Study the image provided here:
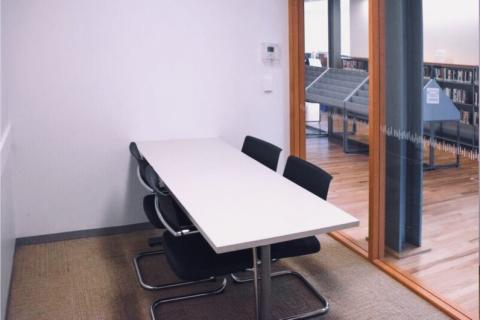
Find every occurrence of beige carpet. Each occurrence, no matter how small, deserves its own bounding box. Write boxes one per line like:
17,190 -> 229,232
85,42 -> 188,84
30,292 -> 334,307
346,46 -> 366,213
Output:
7,229 -> 450,320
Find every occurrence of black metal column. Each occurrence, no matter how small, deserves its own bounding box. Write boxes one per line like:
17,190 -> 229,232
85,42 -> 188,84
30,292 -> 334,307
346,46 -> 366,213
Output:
328,0 -> 342,68
385,0 -> 424,252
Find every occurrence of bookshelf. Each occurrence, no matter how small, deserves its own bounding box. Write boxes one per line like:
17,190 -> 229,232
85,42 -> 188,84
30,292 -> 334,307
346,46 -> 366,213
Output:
424,62 -> 479,149
310,57 -> 479,149
341,56 -> 369,72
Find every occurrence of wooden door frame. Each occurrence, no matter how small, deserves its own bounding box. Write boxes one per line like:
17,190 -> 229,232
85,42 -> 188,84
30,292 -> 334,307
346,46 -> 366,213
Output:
289,0 -> 306,159
288,0 -> 473,319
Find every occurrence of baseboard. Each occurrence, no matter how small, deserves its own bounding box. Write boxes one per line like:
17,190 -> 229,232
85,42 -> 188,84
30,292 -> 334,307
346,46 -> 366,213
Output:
15,222 -> 154,247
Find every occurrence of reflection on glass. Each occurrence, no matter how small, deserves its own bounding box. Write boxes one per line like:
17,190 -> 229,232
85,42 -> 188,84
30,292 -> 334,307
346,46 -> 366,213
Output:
304,0 -> 370,252
381,0 -> 479,317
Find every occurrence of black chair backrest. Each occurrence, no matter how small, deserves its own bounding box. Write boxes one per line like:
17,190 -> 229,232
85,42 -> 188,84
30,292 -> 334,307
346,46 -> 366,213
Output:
144,166 -> 191,230
283,156 -> 332,200
144,165 -> 163,193
143,194 -> 165,229
241,136 -> 282,171
129,142 -> 149,183
129,142 -> 142,161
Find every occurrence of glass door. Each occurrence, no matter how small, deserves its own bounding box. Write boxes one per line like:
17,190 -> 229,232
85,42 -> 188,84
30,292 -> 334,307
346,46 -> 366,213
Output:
304,0 -> 371,253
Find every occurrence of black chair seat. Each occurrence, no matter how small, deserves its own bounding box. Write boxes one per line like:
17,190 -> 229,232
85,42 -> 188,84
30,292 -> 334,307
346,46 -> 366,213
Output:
270,236 -> 320,260
163,232 -> 253,281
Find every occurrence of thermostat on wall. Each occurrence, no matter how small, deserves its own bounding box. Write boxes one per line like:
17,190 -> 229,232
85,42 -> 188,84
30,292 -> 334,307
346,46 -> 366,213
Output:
262,43 -> 280,64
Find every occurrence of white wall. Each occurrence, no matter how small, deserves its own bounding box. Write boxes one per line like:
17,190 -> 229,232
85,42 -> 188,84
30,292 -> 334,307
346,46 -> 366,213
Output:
423,0 -> 479,65
4,0 -> 290,238
349,0 -> 479,65
349,0 -> 368,58
341,0 -> 351,56
305,0 -> 329,54
0,0 -> 16,317
304,0 -> 351,56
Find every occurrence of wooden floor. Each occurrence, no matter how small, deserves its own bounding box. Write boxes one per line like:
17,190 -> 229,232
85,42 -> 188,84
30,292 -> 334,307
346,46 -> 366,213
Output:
306,122 -> 479,319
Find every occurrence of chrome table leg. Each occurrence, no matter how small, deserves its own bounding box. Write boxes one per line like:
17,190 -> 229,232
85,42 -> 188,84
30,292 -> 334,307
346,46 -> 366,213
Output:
253,248 -> 260,320
260,245 -> 272,320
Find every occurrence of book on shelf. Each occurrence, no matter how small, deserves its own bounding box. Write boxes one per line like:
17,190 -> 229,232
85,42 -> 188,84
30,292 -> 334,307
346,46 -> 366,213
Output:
341,58 -> 368,71
432,67 -> 475,83
424,66 -> 431,78
460,111 -> 471,124
443,87 -> 469,104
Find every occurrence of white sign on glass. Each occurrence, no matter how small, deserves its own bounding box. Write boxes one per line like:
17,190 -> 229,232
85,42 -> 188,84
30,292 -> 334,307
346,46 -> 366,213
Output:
426,88 -> 440,104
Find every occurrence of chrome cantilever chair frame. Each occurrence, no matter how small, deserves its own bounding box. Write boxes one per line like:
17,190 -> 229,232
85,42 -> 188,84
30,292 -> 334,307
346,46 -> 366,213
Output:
133,249 -> 215,291
138,167 -> 170,196
150,248 -> 258,320
133,195 -> 203,291
132,152 -> 169,245
153,195 -> 199,237
132,154 -> 168,283
149,247 -> 328,320
137,166 -> 154,193
230,268 -> 329,319
133,154 -> 168,195
150,277 -> 228,320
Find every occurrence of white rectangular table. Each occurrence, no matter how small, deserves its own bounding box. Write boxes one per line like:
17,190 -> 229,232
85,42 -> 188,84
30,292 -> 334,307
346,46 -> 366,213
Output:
137,138 -> 359,320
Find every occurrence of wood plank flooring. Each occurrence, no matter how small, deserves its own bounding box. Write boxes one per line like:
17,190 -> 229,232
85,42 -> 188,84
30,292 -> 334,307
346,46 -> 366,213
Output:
306,122 -> 479,319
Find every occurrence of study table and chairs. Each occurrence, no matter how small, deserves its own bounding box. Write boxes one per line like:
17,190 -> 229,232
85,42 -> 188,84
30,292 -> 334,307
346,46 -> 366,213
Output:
129,136 -> 358,320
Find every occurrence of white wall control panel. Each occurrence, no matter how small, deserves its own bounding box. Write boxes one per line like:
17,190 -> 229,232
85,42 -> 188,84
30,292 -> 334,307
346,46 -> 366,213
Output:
263,75 -> 273,93
262,43 -> 280,64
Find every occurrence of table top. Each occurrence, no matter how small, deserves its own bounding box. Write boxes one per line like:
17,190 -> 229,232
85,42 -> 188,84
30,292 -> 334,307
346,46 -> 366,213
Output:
136,138 -> 359,254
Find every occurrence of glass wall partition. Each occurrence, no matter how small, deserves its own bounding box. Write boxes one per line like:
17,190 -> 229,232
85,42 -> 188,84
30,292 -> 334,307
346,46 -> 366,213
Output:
380,1 -> 479,317
304,0 -> 371,252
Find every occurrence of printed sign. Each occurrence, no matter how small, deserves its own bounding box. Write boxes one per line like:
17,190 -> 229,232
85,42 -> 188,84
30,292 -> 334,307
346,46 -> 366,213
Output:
426,88 -> 440,104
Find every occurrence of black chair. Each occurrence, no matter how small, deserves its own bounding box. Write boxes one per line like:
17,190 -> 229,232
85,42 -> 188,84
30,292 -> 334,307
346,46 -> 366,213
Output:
231,156 -> 333,318
130,142 -> 172,247
133,166 -> 210,291
150,156 -> 333,320
143,166 -> 197,236
129,142 -> 164,247
150,232 -> 254,320
130,142 -> 169,195
242,136 -> 282,171
129,142 -> 153,192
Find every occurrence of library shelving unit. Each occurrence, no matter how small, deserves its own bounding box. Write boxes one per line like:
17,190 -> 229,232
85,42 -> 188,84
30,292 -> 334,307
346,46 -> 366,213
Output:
422,78 -> 461,170
305,65 -> 464,169
305,66 -> 328,137
424,62 -> 479,149
307,60 -> 479,151
305,52 -> 328,68
305,66 -> 369,152
341,56 -> 369,72
305,66 -> 326,87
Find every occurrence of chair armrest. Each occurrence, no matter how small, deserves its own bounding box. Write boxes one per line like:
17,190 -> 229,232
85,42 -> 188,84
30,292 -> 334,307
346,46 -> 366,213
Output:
154,196 -> 198,237
177,225 -> 199,236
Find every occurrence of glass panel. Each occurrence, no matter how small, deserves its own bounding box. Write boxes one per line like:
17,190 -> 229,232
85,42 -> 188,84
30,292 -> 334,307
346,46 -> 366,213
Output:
304,0 -> 370,252
381,0 -> 479,317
